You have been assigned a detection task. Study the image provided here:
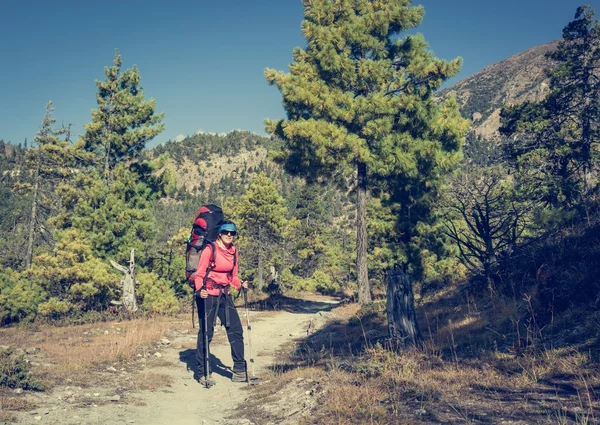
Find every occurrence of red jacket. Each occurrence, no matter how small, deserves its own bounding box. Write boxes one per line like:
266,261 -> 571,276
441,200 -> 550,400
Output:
193,242 -> 241,295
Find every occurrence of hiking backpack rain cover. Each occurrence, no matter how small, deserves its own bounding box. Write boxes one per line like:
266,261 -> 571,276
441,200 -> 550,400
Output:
185,204 -> 224,286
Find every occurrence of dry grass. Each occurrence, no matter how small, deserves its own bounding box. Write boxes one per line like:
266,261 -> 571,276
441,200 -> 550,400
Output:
0,317 -> 173,387
0,395 -> 36,411
238,293 -> 600,425
0,394 -> 37,423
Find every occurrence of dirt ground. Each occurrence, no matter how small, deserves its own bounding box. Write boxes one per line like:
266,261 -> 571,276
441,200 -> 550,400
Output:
8,296 -> 340,425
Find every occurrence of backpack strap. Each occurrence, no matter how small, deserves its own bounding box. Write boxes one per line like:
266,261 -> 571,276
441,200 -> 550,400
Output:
227,245 -> 238,281
201,242 -> 217,290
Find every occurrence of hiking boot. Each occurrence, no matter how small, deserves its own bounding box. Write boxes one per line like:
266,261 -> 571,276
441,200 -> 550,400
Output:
231,370 -> 247,383
198,374 -> 215,388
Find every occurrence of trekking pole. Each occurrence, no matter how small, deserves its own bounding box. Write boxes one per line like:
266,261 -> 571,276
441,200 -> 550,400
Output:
201,288 -> 211,389
191,293 -> 196,329
243,288 -> 258,385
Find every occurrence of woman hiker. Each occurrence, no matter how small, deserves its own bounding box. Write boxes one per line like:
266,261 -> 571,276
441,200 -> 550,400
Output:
194,221 -> 249,387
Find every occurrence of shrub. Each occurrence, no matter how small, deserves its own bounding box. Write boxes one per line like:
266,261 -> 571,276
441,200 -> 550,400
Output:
137,272 -> 179,315
37,297 -> 73,319
0,270 -> 45,325
0,348 -> 44,391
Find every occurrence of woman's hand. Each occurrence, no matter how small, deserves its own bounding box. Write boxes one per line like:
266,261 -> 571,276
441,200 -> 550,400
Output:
241,281 -> 249,291
197,288 -> 209,298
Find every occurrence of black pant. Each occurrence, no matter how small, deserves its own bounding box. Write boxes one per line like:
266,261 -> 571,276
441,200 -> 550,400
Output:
196,293 -> 245,375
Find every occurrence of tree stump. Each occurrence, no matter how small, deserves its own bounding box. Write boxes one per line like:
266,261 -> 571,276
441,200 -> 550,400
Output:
386,268 -> 423,350
110,248 -> 138,314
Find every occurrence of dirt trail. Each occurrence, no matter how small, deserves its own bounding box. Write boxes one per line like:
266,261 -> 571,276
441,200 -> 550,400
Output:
15,296 -> 339,425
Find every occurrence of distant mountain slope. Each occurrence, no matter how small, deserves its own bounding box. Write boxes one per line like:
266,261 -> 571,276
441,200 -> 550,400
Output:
148,130 -> 286,198
439,40 -> 559,140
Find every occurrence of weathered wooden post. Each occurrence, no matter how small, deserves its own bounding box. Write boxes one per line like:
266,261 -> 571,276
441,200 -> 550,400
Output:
386,268 -> 423,350
110,248 -> 138,314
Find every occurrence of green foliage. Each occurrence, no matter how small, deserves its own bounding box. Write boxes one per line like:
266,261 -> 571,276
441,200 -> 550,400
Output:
0,348 -> 44,391
37,297 -> 73,319
0,270 -> 44,325
53,164 -> 160,265
226,173 -> 288,290
28,229 -> 119,312
136,272 -> 179,315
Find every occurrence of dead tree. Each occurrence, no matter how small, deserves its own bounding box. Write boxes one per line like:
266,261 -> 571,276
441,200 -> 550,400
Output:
110,248 -> 138,314
386,268 -> 423,350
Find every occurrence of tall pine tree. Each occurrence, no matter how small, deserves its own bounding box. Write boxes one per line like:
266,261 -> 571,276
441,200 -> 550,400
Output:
58,51 -> 166,264
265,0 -> 468,304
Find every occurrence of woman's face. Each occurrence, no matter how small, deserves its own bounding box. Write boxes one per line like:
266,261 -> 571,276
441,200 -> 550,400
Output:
219,230 -> 235,245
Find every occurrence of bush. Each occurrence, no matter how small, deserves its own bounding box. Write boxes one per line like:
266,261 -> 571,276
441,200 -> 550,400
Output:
37,297 -> 73,319
0,270 -> 45,325
0,348 -> 44,391
137,272 -> 179,315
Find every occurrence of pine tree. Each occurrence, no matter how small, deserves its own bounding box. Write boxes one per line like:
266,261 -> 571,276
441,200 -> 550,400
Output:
226,173 -> 288,291
55,53 -> 166,265
18,102 -> 72,269
500,5 -> 600,211
80,50 -> 164,184
265,0 -> 468,304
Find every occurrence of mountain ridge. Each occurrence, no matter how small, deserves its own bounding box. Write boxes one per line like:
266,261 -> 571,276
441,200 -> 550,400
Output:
439,40 -> 559,140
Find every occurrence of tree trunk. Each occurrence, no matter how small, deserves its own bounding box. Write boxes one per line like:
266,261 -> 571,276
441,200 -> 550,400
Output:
356,162 -> 371,304
386,268 -> 422,350
110,249 -> 138,314
25,163 -> 40,270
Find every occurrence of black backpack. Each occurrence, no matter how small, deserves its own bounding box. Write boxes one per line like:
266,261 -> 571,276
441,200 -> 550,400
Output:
185,204 -> 224,286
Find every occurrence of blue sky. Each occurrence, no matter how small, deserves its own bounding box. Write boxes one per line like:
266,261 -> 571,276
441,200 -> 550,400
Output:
0,0 -> 596,148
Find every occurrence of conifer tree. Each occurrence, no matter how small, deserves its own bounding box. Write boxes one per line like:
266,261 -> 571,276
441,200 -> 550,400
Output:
18,102 -> 72,269
80,50 -> 164,183
55,52 -> 166,264
501,5 -> 600,211
226,173 -> 287,291
265,0 -> 468,303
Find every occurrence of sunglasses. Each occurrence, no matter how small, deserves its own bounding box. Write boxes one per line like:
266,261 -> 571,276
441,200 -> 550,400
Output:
220,230 -> 237,236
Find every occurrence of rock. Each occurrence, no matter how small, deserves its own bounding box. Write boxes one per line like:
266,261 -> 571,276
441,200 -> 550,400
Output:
108,395 -> 121,402
104,330 -> 109,335
160,338 -> 171,345
106,366 -> 117,372
13,388 -> 23,394
25,347 -> 40,354
154,352 -> 162,358
414,407 -> 427,416
94,393 -> 100,397
34,416 -> 42,421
